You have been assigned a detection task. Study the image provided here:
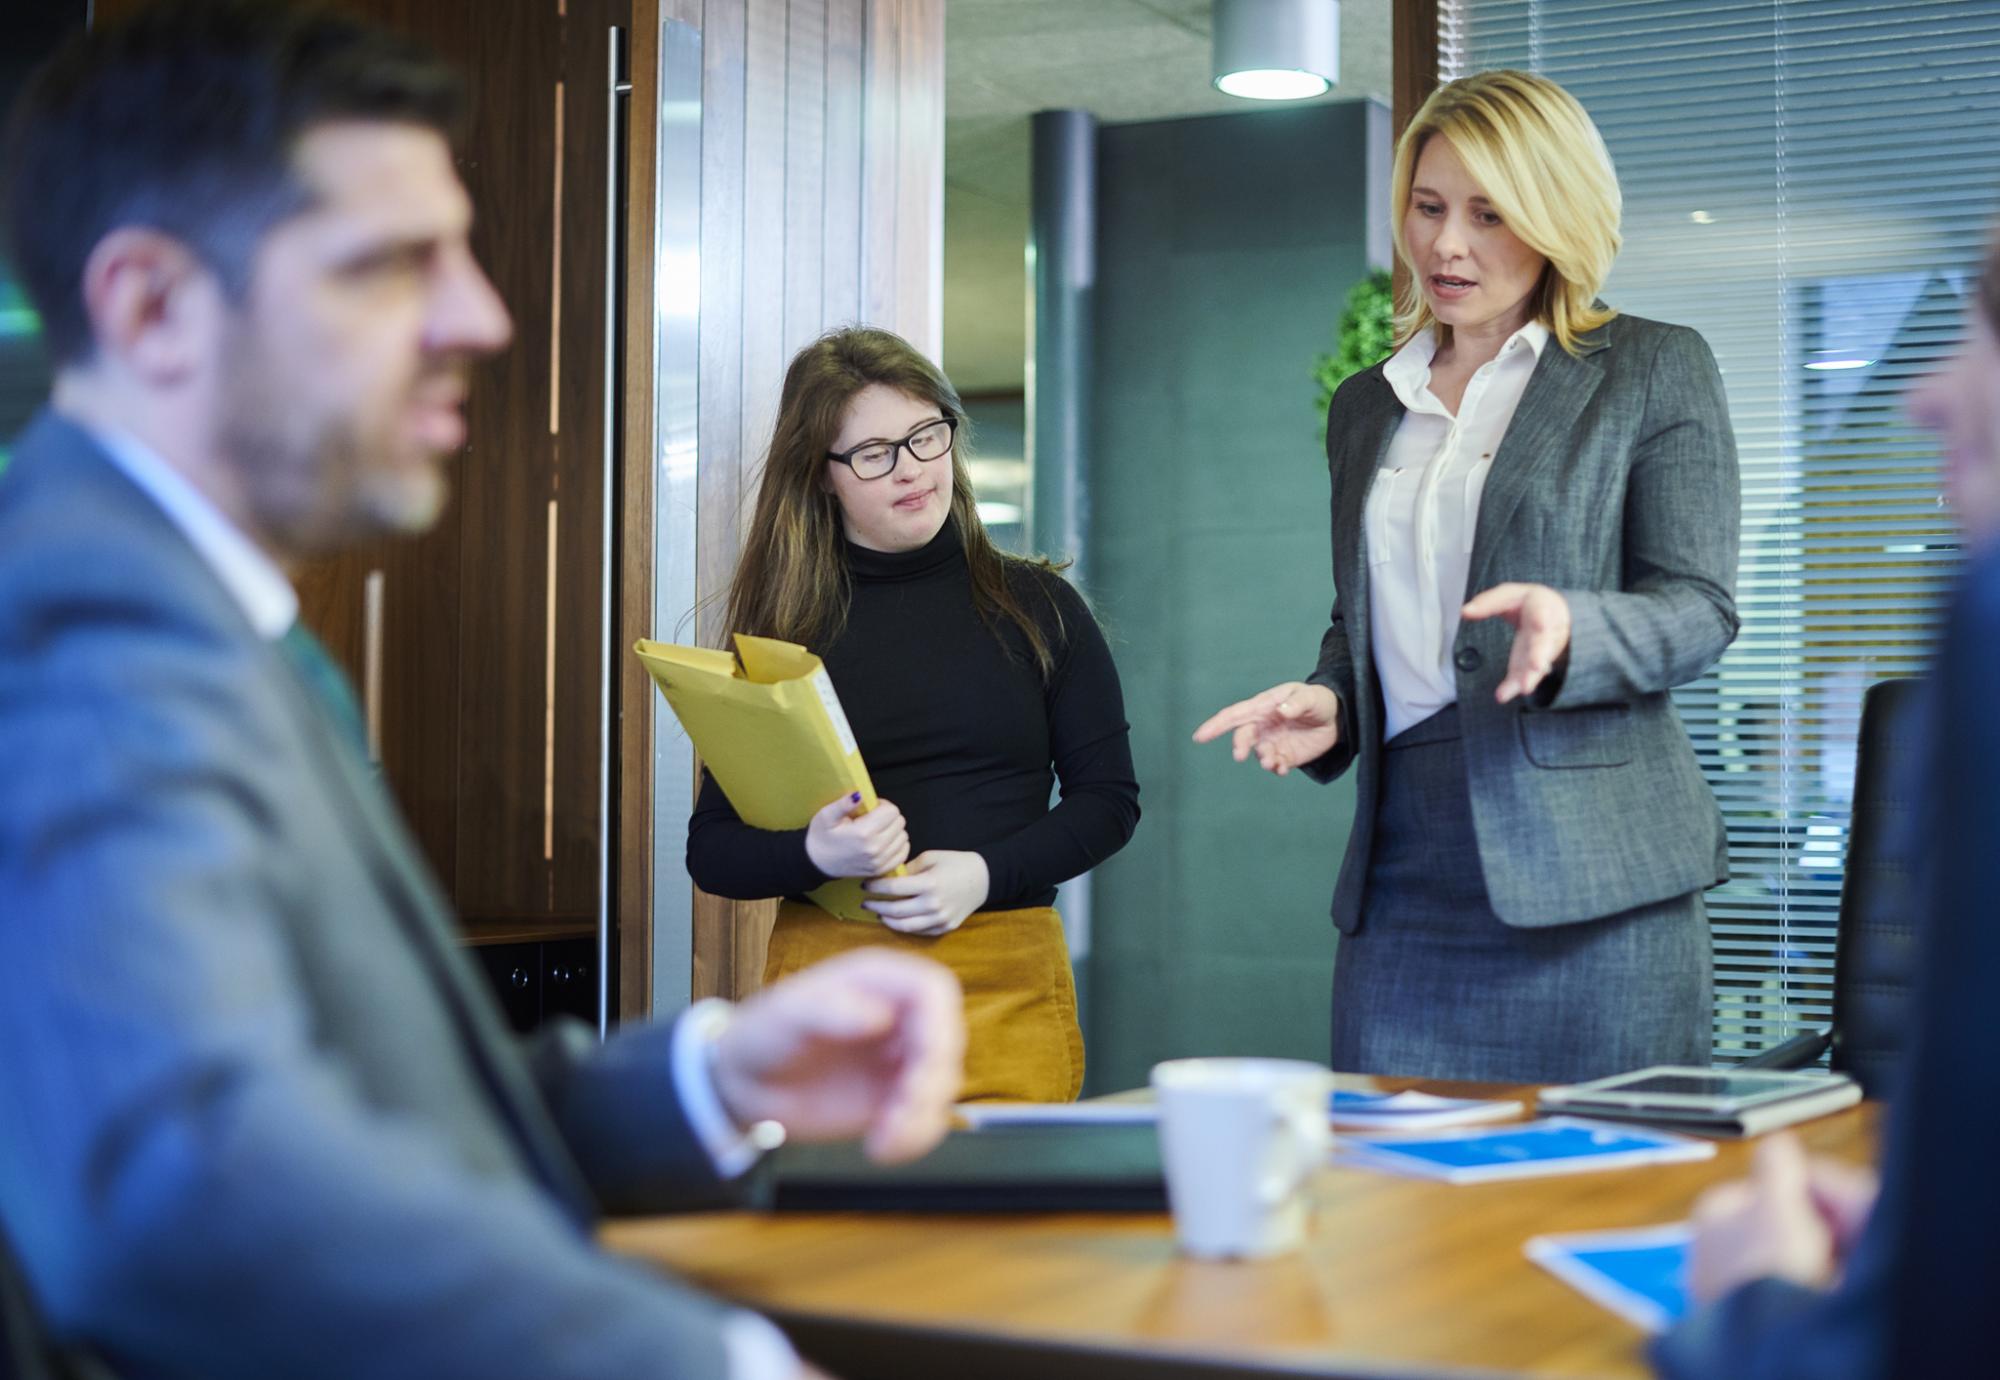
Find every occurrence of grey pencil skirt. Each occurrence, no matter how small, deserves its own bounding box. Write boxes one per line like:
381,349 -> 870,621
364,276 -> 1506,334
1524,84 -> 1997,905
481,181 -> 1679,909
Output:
1330,705 -> 1713,1085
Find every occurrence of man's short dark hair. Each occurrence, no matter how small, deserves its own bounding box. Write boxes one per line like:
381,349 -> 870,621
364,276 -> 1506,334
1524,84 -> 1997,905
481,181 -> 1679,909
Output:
3,0 -> 462,367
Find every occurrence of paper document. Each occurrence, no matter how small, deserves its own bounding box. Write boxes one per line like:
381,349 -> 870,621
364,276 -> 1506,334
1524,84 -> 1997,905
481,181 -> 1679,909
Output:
1337,1117 -> 1716,1184
1526,1224 -> 1693,1333
955,1102 -> 1160,1129
634,634 -> 900,922
958,1092 -> 1524,1134
1329,1089 -> 1524,1131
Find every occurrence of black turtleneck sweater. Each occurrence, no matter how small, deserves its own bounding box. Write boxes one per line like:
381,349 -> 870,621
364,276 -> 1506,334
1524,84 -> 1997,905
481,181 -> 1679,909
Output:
687,520 -> 1140,910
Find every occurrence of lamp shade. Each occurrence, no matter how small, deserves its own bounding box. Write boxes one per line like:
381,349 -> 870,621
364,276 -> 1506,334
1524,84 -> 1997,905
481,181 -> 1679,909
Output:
1212,0 -> 1340,101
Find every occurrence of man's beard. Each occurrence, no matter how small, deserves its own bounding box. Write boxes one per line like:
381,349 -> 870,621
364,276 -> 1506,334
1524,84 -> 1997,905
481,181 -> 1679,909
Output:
216,340 -> 451,558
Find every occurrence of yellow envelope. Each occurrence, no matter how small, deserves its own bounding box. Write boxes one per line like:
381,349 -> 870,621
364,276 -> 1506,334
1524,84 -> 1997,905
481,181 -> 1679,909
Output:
634,634 -> 898,922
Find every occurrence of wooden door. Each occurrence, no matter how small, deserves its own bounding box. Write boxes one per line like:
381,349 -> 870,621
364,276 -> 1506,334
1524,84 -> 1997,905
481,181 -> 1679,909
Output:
94,1 -> 634,981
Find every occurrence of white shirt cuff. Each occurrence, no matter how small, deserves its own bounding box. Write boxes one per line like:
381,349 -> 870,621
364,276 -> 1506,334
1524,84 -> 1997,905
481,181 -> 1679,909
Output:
722,1308 -> 799,1380
671,998 -> 780,1180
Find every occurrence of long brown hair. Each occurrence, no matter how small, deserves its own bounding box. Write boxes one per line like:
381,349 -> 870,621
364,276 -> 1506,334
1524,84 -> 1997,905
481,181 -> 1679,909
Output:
722,327 -> 1064,677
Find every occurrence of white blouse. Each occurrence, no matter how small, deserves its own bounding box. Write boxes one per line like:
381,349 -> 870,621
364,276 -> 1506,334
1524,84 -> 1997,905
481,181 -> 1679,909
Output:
1366,320 -> 1549,741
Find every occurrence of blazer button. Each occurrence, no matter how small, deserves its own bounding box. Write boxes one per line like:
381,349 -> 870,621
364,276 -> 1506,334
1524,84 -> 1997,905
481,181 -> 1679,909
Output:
1454,646 -> 1482,673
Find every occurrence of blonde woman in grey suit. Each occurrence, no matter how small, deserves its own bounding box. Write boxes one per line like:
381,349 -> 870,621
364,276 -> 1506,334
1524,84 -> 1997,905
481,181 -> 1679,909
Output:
1196,70 -> 1740,1085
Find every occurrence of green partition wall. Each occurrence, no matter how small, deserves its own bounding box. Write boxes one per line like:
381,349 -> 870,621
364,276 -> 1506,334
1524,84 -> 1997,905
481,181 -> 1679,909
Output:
1083,99 -> 1390,1094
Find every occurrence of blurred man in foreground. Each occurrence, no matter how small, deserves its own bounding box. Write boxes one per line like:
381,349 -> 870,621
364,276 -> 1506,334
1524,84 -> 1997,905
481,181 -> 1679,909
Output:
1653,242 -> 2000,1379
0,5 -> 963,1377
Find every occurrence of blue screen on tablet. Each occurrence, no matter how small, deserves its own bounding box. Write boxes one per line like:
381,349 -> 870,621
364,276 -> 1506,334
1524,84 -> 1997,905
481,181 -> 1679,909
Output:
1564,1239 -> 1690,1323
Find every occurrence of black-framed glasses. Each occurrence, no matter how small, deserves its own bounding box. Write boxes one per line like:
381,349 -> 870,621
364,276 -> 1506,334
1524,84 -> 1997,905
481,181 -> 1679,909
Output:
825,416 -> 957,481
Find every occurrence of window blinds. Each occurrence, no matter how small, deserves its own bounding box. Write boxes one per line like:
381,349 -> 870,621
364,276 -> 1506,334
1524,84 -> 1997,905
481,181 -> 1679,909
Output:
1440,0 -> 2000,1058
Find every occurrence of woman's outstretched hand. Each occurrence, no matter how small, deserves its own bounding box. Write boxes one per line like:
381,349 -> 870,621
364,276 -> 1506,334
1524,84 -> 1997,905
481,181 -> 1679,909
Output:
1461,582 -> 1572,704
1191,681 -> 1342,777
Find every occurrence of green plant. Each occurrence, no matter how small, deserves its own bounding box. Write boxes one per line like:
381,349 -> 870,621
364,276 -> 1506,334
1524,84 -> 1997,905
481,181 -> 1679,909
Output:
1312,268 -> 1395,424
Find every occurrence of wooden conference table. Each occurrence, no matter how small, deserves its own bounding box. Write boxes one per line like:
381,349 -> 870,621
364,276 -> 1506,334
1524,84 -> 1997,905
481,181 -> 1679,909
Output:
604,1078 -> 1880,1380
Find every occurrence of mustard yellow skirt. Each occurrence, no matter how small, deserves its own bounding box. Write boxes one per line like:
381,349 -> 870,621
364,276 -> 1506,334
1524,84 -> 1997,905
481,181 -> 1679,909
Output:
764,899 -> 1084,1103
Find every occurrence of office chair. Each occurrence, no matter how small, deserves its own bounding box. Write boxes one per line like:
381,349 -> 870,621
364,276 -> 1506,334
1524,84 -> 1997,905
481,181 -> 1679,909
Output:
1740,677 -> 1925,1097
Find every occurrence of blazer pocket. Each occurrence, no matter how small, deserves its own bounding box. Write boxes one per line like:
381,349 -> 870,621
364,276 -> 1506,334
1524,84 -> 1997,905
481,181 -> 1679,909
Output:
1365,467 -> 1402,567
1459,457 -> 1494,553
1517,703 -> 1633,770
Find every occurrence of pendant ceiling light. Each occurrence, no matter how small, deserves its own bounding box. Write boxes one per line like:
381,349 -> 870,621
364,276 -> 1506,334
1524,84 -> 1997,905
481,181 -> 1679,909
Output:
1212,0 -> 1340,102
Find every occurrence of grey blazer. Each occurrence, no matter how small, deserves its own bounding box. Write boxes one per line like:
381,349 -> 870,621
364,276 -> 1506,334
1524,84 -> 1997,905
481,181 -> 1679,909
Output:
0,412 -> 738,1379
1305,313 -> 1739,930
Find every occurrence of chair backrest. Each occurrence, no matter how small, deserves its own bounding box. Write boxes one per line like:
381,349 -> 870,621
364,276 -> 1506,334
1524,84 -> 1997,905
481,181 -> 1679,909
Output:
1831,676 -> 1928,1097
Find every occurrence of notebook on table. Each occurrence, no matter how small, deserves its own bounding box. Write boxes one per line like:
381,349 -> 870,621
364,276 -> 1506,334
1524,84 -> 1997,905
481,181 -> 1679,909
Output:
1337,1117 -> 1716,1184
1329,1088 -> 1524,1130
1526,1224 -> 1693,1333
750,1121 -> 1168,1212
952,1091 -> 1524,1132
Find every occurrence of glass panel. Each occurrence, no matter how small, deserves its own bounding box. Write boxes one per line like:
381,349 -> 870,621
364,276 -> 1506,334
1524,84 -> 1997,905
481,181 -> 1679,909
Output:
1446,0 -> 2000,1058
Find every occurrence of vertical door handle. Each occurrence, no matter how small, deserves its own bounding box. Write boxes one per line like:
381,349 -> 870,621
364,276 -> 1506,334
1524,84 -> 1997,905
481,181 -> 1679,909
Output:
363,568 -> 385,762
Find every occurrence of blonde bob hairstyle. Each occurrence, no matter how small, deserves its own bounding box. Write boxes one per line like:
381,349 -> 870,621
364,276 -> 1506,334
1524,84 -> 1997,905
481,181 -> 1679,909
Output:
1391,69 -> 1621,356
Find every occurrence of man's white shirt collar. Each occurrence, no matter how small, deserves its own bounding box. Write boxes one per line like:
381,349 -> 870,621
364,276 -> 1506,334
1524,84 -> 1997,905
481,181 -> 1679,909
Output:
82,419 -> 299,640
1382,319 -> 1551,414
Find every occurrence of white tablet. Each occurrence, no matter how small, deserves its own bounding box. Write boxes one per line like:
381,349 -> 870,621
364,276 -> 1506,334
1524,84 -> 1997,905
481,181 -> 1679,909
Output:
1540,1065 -> 1840,1116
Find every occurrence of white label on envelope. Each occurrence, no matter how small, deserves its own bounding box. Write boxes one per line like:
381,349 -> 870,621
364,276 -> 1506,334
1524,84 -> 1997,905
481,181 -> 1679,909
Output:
809,668 -> 858,755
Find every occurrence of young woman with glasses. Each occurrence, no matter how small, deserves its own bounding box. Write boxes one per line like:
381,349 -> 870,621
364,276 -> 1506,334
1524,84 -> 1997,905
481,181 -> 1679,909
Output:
686,327 -> 1140,1102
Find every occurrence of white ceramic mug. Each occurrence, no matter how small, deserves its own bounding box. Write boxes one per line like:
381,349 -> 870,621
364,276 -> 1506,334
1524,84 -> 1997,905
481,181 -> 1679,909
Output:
1149,1057 -> 1335,1259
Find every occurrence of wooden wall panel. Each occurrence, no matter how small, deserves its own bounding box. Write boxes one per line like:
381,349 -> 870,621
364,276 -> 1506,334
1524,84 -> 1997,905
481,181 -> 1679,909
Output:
738,0 -> 790,510
783,0 -> 829,359
99,2 -> 632,1005
858,0 -> 903,343
671,0 -> 944,1003
854,0 -> 942,358
1393,0 -> 1444,140
455,0 -> 563,919
688,0 -> 749,1006
1391,0 -> 1442,307
619,4 -> 661,1020
550,13 -> 618,921
694,0 -> 748,653
715,0 -> 793,1000
891,0 -> 944,359
820,0 -> 866,330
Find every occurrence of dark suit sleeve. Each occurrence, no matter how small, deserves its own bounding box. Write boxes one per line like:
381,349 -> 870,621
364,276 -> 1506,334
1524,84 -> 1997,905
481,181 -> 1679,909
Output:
974,575 -> 1141,903
1301,374 -> 1369,783
1655,552 -> 2000,1377
1651,1270 -> 1890,1380
1880,550 -> 2000,1371
686,765 -> 830,900
525,1018 -> 744,1214
0,617 -> 736,1380
1299,619 -> 1359,784
1546,325 -> 1741,709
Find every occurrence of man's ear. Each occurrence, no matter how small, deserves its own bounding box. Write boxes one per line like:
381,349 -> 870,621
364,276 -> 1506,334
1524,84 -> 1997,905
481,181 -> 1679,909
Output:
77,227 -> 227,384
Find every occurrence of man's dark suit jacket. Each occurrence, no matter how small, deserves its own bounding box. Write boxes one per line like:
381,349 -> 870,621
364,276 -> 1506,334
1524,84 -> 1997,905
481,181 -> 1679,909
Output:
1653,545 -> 2000,1378
0,412 -> 740,1378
